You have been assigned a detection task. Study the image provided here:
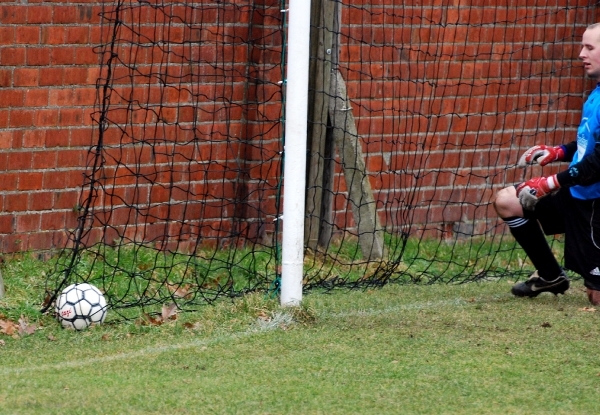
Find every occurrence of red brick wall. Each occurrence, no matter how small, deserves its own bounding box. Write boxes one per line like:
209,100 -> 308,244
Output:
331,1 -> 596,239
0,1 -> 596,253
1,2 -> 103,252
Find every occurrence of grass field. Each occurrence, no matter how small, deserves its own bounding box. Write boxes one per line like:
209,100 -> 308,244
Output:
0,269 -> 599,414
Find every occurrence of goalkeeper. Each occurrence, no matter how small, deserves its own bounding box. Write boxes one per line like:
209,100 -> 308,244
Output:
494,22 -> 600,305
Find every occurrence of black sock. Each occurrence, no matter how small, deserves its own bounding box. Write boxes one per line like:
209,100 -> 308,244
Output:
503,216 -> 563,280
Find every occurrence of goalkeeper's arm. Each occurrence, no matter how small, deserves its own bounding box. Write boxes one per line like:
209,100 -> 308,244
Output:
556,141 -> 600,187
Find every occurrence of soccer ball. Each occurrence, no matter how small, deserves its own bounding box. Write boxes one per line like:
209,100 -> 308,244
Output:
55,283 -> 108,330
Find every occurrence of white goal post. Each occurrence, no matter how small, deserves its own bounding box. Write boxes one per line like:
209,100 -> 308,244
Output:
280,0 -> 312,306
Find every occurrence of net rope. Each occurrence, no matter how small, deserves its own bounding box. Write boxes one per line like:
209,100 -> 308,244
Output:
44,0 -> 598,317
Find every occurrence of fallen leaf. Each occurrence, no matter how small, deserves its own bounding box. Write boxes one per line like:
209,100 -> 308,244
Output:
18,316 -> 37,336
0,319 -> 19,336
40,291 -> 53,309
139,313 -> 163,326
167,283 -> 192,299
257,311 -> 270,322
579,307 -> 596,312
183,321 -> 202,331
47,334 -> 57,341
541,322 -> 552,328
161,303 -> 178,321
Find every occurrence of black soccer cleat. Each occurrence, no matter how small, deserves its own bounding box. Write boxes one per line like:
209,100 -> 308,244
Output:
511,271 -> 570,298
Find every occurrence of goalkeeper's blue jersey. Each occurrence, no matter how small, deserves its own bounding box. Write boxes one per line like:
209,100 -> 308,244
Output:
570,84 -> 600,200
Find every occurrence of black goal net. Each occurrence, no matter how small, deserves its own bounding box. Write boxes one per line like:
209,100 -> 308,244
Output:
44,0 -> 598,317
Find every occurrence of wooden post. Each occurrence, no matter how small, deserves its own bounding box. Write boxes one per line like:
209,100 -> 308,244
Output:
304,0 -> 335,250
329,70 -> 385,260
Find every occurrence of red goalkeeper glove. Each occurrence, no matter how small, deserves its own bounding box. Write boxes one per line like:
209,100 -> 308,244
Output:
517,145 -> 565,167
516,175 -> 560,210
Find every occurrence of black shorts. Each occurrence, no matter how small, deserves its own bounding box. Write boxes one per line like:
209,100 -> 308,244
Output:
532,187 -> 600,290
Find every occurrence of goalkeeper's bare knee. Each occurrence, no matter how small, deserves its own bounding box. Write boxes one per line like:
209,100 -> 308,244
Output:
493,186 -> 523,218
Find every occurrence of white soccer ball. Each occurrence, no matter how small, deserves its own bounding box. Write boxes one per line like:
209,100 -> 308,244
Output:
55,283 -> 108,330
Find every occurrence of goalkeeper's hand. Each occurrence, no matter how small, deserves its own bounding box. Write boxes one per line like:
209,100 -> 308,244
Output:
516,175 -> 559,210
517,145 -> 565,167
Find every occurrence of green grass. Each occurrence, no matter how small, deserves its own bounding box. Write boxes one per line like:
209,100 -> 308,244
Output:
0,261 -> 599,414
41,234 -> 556,313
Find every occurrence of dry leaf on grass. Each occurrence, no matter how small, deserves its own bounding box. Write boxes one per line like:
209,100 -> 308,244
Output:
18,316 -> 37,336
161,303 -> 178,321
167,283 -> 192,299
139,313 -> 163,326
138,303 -> 178,326
182,321 -> 202,331
0,319 -> 19,336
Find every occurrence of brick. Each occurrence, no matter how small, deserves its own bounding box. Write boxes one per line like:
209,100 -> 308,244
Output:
9,110 -> 34,128
7,151 -> 32,170
66,26 -> 88,44
58,108 -> 84,125
26,47 -> 51,66
27,232 -> 56,252
1,6 -> 26,24
34,109 -> 59,127
81,108 -> 95,124
77,5 -> 98,23
45,129 -> 68,147
0,129 -> 16,148
0,215 -> 14,234
31,154 -> 57,175
74,88 -> 96,106
0,69 -> 10,87
23,130 -> 46,149
1,234 -> 26,254
53,6 -> 78,24
86,67 -> 100,84
73,47 -> 98,65
14,68 -> 38,87
4,192 -> 28,212
43,170 -> 84,189
63,67 -> 88,85
0,173 -> 18,191
0,89 -> 24,106
24,89 -> 49,107
69,127 -> 93,146
0,27 -> 14,45
42,26 -> 66,45
39,67 -> 63,86
49,89 -> 74,106
57,149 -> 87,167
41,211 -> 68,231
54,190 -> 79,210
89,26 -> 103,44
50,47 -> 75,65
15,26 -> 40,44
0,47 -> 26,66
15,213 -> 41,233
18,172 -> 44,191
27,6 -> 53,24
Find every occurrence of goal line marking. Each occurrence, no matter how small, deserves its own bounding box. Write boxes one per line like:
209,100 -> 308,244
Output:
1,294 -> 505,375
